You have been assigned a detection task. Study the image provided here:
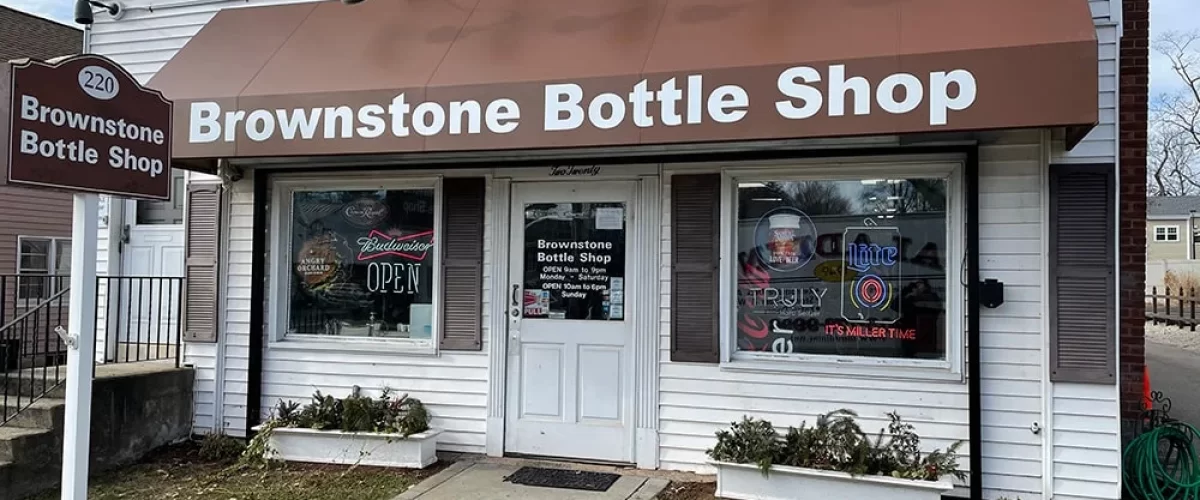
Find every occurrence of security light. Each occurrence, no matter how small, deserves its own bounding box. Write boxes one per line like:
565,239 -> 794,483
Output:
74,0 -> 122,25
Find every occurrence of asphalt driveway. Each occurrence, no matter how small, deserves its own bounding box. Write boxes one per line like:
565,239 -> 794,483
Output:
1147,340 -> 1200,426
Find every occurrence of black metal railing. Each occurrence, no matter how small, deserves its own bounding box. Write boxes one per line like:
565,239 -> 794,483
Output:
0,274 -> 71,424
95,276 -> 184,366
0,274 -> 184,426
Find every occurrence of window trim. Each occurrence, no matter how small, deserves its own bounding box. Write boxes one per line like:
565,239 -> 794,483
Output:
16,235 -> 71,300
717,159 -> 966,381
1154,225 -> 1180,242
267,176 -> 443,354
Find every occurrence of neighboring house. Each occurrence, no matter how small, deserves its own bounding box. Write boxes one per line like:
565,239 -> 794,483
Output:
0,7 -> 80,360
1147,196 -> 1200,260
85,1 -> 1145,499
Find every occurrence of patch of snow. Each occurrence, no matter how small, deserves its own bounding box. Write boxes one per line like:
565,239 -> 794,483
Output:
1146,321 -> 1200,352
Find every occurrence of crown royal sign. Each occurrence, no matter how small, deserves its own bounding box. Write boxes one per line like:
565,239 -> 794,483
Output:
0,54 -> 173,200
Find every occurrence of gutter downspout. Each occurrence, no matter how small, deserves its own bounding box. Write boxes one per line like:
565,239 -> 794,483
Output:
245,170 -> 267,435
966,148 -> 982,500
1188,212 -> 1195,260
129,0 -> 250,14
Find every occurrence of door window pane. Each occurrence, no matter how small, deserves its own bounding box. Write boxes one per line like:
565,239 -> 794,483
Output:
523,202 -> 626,321
136,170 -> 185,224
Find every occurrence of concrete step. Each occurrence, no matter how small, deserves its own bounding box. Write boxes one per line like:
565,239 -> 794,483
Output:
0,426 -> 56,463
0,459 -> 61,500
2,373 -> 66,400
2,398 -> 64,430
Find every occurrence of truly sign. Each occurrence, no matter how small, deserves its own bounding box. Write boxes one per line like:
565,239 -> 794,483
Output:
1,55 -> 173,200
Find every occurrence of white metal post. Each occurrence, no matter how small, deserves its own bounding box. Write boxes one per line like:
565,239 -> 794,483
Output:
61,193 -> 99,500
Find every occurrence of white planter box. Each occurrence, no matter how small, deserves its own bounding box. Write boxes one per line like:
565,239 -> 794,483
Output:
253,425 -> 441,469
709,460 -> 953,500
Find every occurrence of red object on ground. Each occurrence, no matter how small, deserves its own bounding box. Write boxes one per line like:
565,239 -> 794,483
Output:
1144,366 -> 1153,410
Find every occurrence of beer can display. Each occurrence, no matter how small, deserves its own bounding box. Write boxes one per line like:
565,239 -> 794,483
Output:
840,225 -> 902,325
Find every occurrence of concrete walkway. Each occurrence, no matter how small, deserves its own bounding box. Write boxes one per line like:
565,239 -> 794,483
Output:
395,459 -> 670,500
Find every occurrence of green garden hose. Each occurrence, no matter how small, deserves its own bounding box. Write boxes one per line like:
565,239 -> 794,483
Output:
1125,421 -> 1200,500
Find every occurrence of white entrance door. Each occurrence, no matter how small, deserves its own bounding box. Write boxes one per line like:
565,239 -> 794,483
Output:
505,181 -> 635,463
113,170 -> 185,358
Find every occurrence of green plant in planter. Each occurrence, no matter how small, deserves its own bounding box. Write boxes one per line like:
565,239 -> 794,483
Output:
240,386 -> 433,466
879,411 -> 966,482
384,391 -> 431,436
706,409 -> 965,483
341,386 -> 381,432
707,417 -> 781,475
286,390 -> 343,430
779,409 -> 872,475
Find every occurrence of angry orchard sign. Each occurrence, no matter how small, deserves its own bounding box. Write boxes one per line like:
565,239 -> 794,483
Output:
1,54 -> 172,200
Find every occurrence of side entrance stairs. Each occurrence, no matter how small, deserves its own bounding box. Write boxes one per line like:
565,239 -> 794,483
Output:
0,372 -> 66,500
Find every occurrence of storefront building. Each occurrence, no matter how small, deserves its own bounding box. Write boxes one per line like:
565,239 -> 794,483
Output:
88,0 -> 1147,498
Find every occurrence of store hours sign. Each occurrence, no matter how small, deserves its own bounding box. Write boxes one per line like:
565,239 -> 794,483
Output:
1,54 -> 173,199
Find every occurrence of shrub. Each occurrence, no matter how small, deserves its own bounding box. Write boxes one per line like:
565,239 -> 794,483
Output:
706,409 -> 964,482
707,417 -> 781,475
1164,269 -> 1200,293
198,432 -> 246,462
268,386 -> 430,436
778,409 -> 871,475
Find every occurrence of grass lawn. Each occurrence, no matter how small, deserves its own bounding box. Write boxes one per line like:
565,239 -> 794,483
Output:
33,440 -> 445,500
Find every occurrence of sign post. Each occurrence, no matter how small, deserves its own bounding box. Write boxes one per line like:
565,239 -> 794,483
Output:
61,193 -> 98,500
0,54 -> 172,500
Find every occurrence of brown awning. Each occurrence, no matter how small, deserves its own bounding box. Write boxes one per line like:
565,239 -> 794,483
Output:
150,0 -> 1098,162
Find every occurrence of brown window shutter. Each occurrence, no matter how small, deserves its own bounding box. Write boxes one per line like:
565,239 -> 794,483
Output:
182,183 -> 222,343
440,177 -> 485,351
671,173 -> 721,362
1049,164 -> 1115,383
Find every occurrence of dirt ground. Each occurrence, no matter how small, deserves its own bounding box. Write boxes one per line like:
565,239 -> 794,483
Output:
655,481 -> 717,500
31,440 -> 445,500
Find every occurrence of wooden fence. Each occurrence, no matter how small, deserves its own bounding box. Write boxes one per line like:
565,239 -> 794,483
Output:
1147,286 -> 1200,330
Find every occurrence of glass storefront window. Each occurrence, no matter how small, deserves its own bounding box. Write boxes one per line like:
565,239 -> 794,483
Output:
288,189 -> 436,339
734,178 -> 948,360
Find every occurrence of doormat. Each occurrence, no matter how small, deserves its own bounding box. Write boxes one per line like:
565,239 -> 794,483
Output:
502,466 -> 621,492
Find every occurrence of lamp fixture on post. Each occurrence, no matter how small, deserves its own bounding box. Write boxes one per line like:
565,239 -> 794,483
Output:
74,0 -> 123,25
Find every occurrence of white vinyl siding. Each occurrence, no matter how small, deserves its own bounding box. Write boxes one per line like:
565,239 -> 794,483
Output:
1051,383 -> 1122,499
1051,3 -> 1123,499
1053,23 -> 1118,164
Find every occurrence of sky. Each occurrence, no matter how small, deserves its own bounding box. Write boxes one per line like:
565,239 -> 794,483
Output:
2,0 -> 71,27
1,0 -> 1198,96
1151,0 -> 1200,96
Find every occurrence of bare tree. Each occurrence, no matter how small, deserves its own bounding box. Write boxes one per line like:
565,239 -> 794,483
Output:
1149,118 -> 1199,195
738,182 -> 853,216
786,181 -> 853,215
1149,31 -> 1200,195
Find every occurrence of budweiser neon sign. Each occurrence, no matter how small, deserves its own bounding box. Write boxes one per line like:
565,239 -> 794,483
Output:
356,229 -> 435,261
